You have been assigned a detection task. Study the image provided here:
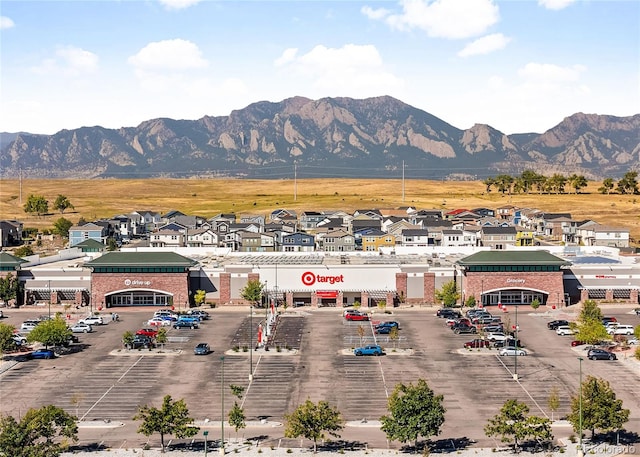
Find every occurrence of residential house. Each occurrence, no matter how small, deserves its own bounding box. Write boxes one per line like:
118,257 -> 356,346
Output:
471,208 -> 496,218
400,229 -> 433,247
186,228 -> 219,247
441,229 -> 467,248
281,233 -> 316,252
544,216 -> 578,243
576,223 -> 630,248
229,222 -> 262,233
241,215 -> 266,226
209,214 -> 236,231
74,238 -> 106,253
361,230 -> 396,252
318,230 -> 355,252
0,220 -> 22,247
130,210 -> 162,235
299,211 -> 326,230
480,226 -> 517,249
515,228 -> 535,247
496,205 -> 517,221
150,229 -> 184,248
351,218 -> 382,233
269,209 -> 297,222
69,223 -> 107,247
385,220 -> 420,239
264,223 -> 297,246
111,215 -> 133,240
239,232 -> 276,252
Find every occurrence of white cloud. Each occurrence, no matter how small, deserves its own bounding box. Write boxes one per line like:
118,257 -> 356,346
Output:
274,43 -> 404,97
31,45 -> 98,76
275,48 -> 298,67
365,0 -> 500,39
537,0 -> 577,10
158,0 -> 202,10
518,62 -> 586,83
458,33 -> 510,57
0,16 -> 15,29
361,6 -> 390,20
128,39 -> 208,70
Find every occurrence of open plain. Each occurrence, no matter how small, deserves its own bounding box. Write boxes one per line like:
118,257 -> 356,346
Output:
1,178 -> 639,245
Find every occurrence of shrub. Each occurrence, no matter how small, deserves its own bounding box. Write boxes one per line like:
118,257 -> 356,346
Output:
242,346 -> 248,352
634,347 -> 640,361
233,345 -> 240,352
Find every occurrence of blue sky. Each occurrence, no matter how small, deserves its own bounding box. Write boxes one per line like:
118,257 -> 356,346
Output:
1,0 -> 638,135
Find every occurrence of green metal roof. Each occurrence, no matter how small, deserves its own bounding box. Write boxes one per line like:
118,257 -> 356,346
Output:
0,251 -> 28,270
85,252 -> 197,268
457,250 -> 571,266
74,239 -> 106,250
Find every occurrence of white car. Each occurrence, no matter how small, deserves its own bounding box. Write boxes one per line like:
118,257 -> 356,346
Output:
12,333 -> 27,345
147,317 -> 172,327
79,315 -> 103,326
627,337 -> 639,345
608,325 -> 634,335
499,347 -> 527,356
486,332 -> 510,342
20,321 -> 39,332
556,326 -> 575,336
70,322 -> 93,333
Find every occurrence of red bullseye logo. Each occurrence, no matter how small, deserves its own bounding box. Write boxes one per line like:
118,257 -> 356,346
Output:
301,271 -> 316,286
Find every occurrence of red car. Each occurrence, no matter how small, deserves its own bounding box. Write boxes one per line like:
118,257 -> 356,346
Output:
571,340 -> 586,347
344,313 -> 369,321
136,328 -> 158,338
464,339 -> 490,349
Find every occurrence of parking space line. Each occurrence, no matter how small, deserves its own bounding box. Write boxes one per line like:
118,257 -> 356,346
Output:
79,356 -> 145,421
494,354 -> 548,418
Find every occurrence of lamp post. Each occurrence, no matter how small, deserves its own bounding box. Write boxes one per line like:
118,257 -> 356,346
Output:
204,430 -> 209,457
513,304 -> 519,380
578,357 -> 584,457
220,356 -> 225,455
48,280 -> 51,319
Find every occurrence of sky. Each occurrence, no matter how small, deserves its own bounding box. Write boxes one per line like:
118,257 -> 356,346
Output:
1,0 -> 639,136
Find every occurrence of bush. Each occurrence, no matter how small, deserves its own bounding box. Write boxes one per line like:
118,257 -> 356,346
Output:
242,346 -> 248,352
233,345 -> 240,352
634,347 -> 640,361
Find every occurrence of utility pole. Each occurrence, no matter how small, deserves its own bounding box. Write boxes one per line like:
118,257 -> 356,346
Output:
578,357 -> 583,457
402,160 -> 405,203
220,356 -> 225,455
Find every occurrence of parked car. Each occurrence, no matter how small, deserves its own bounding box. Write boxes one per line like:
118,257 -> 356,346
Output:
587,348 -> 617,360
12,333 -> 27,345
499,347 -> 527,356
173,320 -> 199,329
571,340 -> 586,347
463,339 -> 489,349
136,328 -> 159,338
154,310 -> 178,320
131,335 -> 154,349
375,326 -> 396,334
483,324 -> 504,333
494,339 -> 522,348
607,324 -> 634,335
547,320 -> 569,330
626,337 -> 638,345
601,317 -> 617,325
436,308 -> 461,319
375,321 -> 399,329
472,315 -> 497,325
448,318 -> 472,327
634,308 -> 640,316
30,348 -> 55,359
486,332 -> 511,343
148,317 -> 172,327
354,345 -> 383,356
20,321 -> 39,332
194,343 -> 211,355
556,326 -> 575,336
345,312 -> 369,321
79,315 -> 103,326
70,322 -> 93,333
177,315 -> 201,324
188,310 -> 210,320
453,324 -> 477,334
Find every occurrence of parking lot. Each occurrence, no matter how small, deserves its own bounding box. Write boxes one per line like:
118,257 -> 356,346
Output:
0,305 -> 638,450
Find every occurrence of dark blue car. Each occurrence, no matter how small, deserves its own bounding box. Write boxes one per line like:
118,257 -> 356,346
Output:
31,349 -> 55,359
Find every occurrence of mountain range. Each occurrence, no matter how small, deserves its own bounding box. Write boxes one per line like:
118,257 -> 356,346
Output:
1,96 -> 639,180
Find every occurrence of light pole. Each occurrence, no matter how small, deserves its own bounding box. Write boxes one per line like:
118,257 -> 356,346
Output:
513,303 -> 519,380
48,280 -> 51,319
204,430 -> 209,457
578,357 -> 584,457
220,356 -> 225,456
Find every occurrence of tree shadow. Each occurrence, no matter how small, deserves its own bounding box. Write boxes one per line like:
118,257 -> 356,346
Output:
318,439 -> 369,452
66,442 -> 108,451
401,437 -> 475,454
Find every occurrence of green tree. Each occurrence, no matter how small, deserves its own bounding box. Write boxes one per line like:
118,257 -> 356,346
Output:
52,195 -> 74,214
389,325 -> 400,349
133,395 -> 199,452
13,245 -> 34,257
616,171 -> 639,195
634,324 -> 640,340
579,299 -> 603,323
598,178 -> 615,194
27,317 -> 72,349
106,237 -> 118,251
482,177 -> 495,193
240,278 -> 264,307
574,319 -> 610,345
464,295 -> 476,308
435,280 -> 459,307
284,399 -> 343,453
548,387 -> 560,421
52,217 -> 73,238
228,402 -> 246,436
567,376 -> 629,439
0,323 -> 18,354
380,379 -> 445,447
122,330 -> 135,349
0,272 -> 22,304
156,328 -> 168,348
546,174 -> 567,194
0,404 -> 78,457
23,194 -> 49,216
484,399 -> 553,452
193,289 -> 206,306
494,174 -> 515,194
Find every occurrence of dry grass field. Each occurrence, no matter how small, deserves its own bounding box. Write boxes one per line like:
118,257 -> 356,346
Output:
1,178 -> 638,246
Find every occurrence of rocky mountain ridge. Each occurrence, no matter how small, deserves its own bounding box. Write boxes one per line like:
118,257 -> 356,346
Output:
1,96 -> 639,179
